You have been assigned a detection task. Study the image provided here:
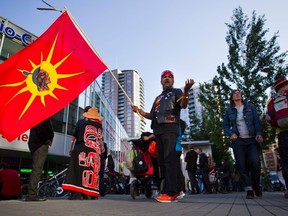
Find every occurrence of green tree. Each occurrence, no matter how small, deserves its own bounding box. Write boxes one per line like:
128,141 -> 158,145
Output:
197,7 -> 288,164
198,78 -> 232,165
189,113 -> 209,140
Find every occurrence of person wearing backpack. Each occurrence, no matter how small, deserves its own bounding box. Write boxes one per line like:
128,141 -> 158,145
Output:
266,77 -> 288,199
223,89 -> 263,199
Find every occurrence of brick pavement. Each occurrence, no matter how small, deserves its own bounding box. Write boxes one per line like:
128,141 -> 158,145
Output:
0,191 -> 287,216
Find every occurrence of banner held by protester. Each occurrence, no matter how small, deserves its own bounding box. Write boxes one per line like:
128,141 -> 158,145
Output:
0,10 -> 108,142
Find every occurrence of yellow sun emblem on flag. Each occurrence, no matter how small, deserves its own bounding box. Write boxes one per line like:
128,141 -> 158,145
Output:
0,34 -> 84,119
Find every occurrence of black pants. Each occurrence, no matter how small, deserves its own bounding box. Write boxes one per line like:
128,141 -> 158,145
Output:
187,170 -> 200,193
278,131 -> 288,188
156,132 -> 178,196
202,170 -> 212,192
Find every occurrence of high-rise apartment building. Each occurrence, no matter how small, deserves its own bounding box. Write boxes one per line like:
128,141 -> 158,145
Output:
180,86 -> 203,140
188,86 -> 203,119
102,69 -> 145,138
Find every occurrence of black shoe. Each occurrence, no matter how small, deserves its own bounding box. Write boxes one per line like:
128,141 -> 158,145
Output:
255,186 -> 263,197
90,196 -> 98,200
246,190 -> 254,199
68,193 -> 83,200
24,196 -> 47,201
254,186 -> 263,197
204,190 -> 212,194
284,190 -> 288,199
82,194 -> 89,200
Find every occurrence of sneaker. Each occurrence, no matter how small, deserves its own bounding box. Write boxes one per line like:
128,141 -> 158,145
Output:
82,194 -> 89,200
23,196 -> 47,201
246,190 -> 254,199
254,186 -> 263,197
155,194 -> 178,203
176,191 -> 185,200
68,192 -> 83,200
284,190 -> 288,199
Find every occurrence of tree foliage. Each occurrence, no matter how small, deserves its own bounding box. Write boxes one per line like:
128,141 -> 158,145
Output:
193,7 -> 288,165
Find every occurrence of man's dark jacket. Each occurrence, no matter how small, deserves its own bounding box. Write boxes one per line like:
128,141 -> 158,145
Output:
185,149 -> 198,171
28,118 -> 54,153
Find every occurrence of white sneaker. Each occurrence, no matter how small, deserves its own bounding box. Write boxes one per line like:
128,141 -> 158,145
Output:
176,191 -> 185,200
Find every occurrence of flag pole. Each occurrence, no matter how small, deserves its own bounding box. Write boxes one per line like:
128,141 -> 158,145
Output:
67,10 -> 144,119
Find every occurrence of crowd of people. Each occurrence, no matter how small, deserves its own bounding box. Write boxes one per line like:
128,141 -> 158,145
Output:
1,70 -> 288,203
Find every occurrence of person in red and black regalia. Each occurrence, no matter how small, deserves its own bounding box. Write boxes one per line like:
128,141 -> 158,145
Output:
62,107 -> 105,200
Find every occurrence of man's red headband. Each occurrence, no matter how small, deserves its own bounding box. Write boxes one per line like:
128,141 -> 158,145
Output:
161,70 -> 174,79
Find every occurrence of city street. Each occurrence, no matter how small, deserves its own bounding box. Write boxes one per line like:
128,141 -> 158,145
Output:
0,191 -> 287,216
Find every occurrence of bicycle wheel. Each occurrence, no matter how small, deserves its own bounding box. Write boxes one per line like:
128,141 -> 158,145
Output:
37,182 -> 57,197
130,179 -> 140,199
215,179 -> 225,193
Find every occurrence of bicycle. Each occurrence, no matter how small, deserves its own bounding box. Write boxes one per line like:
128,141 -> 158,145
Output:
37,168 -> 69,198
211,171 -> 229,193
103,169 -> 128,195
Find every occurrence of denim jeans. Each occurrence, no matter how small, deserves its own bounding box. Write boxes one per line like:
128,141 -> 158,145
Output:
232,137 -> 261,191
27,144 -> 49,198
278,131 -> 288,188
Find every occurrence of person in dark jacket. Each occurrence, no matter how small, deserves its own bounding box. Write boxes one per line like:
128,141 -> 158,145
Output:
24,118 -> 54,201
196,148 -> 212,194
107,155 -> 115,172
185,146 -> 200,194
218,160 -> 231,192
223,89 -> 263,199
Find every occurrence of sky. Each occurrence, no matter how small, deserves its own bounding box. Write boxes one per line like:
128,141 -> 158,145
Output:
2,0 -> 288,131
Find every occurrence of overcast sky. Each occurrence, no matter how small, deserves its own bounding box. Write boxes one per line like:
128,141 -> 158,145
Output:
2,0 -> 288,131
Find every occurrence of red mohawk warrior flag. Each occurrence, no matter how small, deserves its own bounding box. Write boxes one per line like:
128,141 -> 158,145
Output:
0,11 -> 108,141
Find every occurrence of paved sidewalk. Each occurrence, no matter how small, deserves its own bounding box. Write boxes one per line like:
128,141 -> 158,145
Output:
0,191 -> 288,216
